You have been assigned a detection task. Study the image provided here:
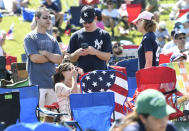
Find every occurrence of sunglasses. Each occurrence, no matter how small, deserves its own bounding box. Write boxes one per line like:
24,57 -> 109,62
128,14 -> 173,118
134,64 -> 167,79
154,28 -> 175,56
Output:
83,21 -> 93,24
42,16 -> 51,20
67,66 -> 75,71
178,37 -> 186,40
113,43 -> 121,48
136,19 -> 143,24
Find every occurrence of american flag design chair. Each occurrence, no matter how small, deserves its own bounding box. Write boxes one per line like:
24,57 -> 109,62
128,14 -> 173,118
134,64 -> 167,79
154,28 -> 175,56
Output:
80,70 -> 128,120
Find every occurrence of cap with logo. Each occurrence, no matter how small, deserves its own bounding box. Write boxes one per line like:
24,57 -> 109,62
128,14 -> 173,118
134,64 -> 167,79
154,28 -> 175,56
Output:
80,6 -> 95,24
132,11 -> 154,24
136,89 -> 176,119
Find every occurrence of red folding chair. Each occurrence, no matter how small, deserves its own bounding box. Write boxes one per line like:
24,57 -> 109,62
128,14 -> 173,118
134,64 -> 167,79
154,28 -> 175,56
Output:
134,66 -> 184,120
126,3 -> 142,23
159,53 -> 173,65
122,45 -> 139,59
5,56 -> 17,70
80,0 -> 99,5
178,9 -> 189,18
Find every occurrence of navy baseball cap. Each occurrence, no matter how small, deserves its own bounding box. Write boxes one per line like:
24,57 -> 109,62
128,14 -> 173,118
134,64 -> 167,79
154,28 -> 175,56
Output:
80,6 -> 95,24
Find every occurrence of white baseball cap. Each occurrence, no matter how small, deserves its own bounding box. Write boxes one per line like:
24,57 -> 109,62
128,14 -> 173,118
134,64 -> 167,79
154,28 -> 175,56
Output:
132,11 -> 154,24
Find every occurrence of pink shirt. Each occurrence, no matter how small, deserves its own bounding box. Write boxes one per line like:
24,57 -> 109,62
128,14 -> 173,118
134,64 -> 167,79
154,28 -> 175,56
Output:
55,82 -> 72,121
96,21 -> 105,30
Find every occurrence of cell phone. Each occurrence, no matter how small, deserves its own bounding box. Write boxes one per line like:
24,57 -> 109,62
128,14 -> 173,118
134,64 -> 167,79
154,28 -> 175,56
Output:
81,43 -> 88,49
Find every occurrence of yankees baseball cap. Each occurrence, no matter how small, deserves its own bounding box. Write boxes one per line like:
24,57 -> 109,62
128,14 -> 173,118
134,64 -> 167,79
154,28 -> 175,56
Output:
80,6 -> 96,24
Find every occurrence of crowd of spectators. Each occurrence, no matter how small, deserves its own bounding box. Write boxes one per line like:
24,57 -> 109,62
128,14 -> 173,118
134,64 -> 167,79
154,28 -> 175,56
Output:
1,0 -> 189,130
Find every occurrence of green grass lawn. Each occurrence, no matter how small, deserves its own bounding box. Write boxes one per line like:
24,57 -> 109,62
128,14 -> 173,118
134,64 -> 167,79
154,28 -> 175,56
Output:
0,0 -> 176,62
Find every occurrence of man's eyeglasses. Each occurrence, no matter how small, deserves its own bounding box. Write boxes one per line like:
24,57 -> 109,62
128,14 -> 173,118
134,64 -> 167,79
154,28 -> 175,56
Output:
42,16 -> 51,20
178,37 -> 186,40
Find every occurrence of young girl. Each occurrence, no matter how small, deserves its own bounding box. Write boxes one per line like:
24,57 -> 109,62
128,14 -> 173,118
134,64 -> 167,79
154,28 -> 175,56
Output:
133,11 -> 159,69
53,62 -> 83,120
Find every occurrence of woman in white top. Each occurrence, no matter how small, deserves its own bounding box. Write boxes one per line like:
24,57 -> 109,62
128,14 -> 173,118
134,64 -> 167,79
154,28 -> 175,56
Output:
53,62 -> 83,121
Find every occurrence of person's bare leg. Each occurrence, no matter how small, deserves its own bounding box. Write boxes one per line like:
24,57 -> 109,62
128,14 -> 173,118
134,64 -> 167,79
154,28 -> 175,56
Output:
109,18 -> 115,37
12,1 -> 17,13
57,12 -> 64,28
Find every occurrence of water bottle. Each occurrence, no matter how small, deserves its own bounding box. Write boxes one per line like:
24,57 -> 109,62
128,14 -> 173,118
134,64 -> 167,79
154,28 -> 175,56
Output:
50,14 -> 55,26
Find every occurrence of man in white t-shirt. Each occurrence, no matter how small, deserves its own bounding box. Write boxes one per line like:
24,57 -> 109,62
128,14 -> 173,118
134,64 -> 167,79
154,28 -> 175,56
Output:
102,0 -> 120,38
164,30 -> 189,54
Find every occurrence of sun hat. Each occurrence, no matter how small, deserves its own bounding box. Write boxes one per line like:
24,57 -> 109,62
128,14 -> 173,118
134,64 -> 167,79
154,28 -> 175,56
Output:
136,89 -> 176,119
170,53 -> 187,62
80,6 -> 95,24
132,11 -> 154,24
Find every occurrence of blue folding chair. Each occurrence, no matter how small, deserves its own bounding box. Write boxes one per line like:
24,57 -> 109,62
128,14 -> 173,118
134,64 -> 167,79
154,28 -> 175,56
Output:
0,85 -> 39,123
5,122 -> 70,131
116,58 -> 138,77
0,56 -> 6,79
127,77 -> 137,98
70,92 -> 115,131
69,6 -> 82,27
80,70 -> 128,120
0,92 -> 20,130
21,54 -> 27,62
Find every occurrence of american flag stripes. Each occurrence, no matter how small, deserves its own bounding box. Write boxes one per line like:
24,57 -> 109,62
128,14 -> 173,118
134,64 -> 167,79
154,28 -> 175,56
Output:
80,70 -> 128,120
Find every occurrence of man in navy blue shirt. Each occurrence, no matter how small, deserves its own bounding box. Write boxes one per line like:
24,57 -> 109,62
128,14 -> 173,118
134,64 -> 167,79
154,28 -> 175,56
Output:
66,6 -> 112,73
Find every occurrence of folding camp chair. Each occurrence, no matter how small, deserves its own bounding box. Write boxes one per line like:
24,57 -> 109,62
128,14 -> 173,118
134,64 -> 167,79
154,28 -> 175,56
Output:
160,62 -> 189,95
80,0 -> 99,5
5,122 -> 70,131
80,70 -> 128,120
134,66 -> 184,120
69,6 -> 82,27
159,53 -> 173,65
69,92 -> 115,131
126,3 -> 142,23
122,45 -> 139,59
5,56 -> 17,70
0,85 -> 39,123
0,56 -> 6,79
116,58 -> 138,77
161,62 -> 189,119
116,58 -> 138,113
11,62 -> 28,83
21,8 -> 35,22
178,9 -> 189,18
0,92 -> 20,129
21,54 -> 27,62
